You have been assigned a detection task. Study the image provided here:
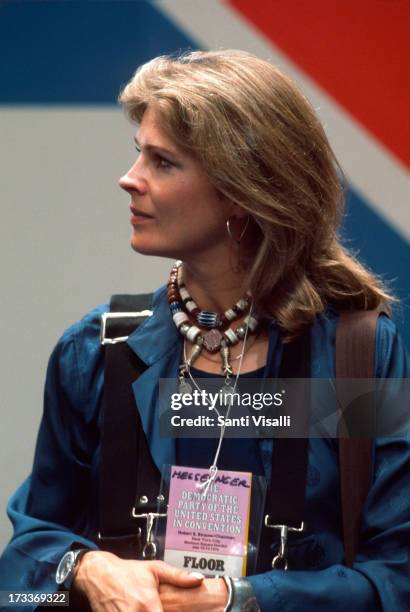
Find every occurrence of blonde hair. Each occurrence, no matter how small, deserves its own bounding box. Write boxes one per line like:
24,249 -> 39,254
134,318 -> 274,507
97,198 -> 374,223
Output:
119,49 -> 393,338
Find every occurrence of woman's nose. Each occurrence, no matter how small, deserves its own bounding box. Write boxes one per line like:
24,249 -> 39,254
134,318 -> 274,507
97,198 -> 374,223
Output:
118,162 -> 147,194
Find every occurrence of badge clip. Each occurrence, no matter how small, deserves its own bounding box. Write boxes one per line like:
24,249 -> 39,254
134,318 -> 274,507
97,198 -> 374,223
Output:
132,508 -> 167,559
264,517 -> 305,570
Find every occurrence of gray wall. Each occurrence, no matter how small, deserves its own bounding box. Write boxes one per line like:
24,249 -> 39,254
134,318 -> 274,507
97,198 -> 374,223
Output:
0,108 -> 170,550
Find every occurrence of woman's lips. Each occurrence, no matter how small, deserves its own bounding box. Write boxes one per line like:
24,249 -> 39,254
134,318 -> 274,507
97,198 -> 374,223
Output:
129,205 -> 153,224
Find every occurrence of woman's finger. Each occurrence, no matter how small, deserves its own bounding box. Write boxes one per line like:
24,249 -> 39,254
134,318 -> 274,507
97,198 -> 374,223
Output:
154,561 -> 205,587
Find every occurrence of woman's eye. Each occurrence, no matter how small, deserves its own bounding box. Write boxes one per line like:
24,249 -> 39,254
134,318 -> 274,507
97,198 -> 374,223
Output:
154,154 -> 173,170
133,145 -> 173,170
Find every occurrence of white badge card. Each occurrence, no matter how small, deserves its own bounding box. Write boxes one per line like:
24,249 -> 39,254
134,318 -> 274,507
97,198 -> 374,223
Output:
157,465 -> 266,577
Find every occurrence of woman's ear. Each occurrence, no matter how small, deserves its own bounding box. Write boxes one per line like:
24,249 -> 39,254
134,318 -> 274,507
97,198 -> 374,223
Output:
219,193 -> 249,220
231,206 -> 249,220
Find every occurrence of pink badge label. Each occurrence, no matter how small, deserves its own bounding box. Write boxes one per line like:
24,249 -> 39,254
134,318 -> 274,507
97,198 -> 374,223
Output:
164,465 -> 252,577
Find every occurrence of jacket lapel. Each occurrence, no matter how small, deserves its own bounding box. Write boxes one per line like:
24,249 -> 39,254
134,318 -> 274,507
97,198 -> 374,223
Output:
126,286 -> 182,472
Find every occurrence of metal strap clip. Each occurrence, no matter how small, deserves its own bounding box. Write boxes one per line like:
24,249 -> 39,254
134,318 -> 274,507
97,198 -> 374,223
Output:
264,517 -> 305,570
100,310 -> 153,345
132,508 -> 167,559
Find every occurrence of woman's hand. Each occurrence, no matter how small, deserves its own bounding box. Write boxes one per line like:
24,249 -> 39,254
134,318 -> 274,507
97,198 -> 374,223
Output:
73,551 -> 204,611
159,577 -> 228,612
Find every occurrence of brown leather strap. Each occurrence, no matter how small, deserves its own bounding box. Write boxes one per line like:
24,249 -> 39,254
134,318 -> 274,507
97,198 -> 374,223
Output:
336,306 -> 385,567
336,309 -> 382,378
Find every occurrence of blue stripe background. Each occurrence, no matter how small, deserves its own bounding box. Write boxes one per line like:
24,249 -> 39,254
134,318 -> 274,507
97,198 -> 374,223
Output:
342,189 -> 409,349
1,0 -> 408,349
0,0 -> 194,103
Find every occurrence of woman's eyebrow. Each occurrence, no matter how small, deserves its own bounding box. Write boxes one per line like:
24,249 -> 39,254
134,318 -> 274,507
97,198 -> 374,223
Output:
134,135 -> 178,157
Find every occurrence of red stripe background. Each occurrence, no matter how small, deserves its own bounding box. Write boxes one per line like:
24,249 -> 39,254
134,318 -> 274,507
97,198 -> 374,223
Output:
228,0 -> 410,168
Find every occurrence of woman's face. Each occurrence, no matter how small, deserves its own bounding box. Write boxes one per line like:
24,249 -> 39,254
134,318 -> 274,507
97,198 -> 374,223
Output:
119,106 -> 233,261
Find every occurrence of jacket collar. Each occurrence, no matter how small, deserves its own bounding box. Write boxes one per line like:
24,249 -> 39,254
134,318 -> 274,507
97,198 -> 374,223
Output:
126,286 -> 181,472
127,285 -> 180,366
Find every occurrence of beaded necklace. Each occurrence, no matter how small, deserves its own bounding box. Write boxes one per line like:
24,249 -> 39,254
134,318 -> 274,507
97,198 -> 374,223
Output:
167,261 -> 259,386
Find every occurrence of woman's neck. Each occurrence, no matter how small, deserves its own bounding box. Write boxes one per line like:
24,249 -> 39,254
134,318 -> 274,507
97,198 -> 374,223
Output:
181,258 -> 247,313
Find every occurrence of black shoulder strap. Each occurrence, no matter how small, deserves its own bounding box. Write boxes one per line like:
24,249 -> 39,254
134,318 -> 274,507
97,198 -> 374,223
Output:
336,306 -> 386,568
99,293 -> 162,558
257,328 -> 311,571
266,329 -> 311,526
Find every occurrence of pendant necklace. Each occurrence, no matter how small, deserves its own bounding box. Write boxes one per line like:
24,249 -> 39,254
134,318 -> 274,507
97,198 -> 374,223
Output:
167,260 -> 259,391
183,302 -> 254,499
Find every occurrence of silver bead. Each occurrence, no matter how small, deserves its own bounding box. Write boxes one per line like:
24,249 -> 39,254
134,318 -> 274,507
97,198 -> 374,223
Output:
224,328 -> 239,345
180,323 -> 190,335
244,314 -> 259,332
224,308 -> 237,321
220,341 -> 233,377
186,342 -> 203,367
236,325 -> 246,339
237,298 -> 248,310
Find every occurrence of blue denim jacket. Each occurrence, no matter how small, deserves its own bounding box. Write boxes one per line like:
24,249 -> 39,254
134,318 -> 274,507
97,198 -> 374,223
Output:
1,286 -> 409,611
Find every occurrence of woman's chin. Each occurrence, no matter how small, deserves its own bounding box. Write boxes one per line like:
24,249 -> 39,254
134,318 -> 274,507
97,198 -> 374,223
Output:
130,236 -> 177,259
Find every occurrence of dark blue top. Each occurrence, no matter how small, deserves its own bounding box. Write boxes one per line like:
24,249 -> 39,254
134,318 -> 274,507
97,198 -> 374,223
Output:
176,366 -> 266,475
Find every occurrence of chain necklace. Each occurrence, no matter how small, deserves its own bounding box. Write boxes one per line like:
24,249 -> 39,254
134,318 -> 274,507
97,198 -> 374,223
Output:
183,301 -> 254,499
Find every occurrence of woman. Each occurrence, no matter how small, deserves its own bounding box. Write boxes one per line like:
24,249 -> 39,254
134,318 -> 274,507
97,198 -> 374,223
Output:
1,50 -> 408,611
